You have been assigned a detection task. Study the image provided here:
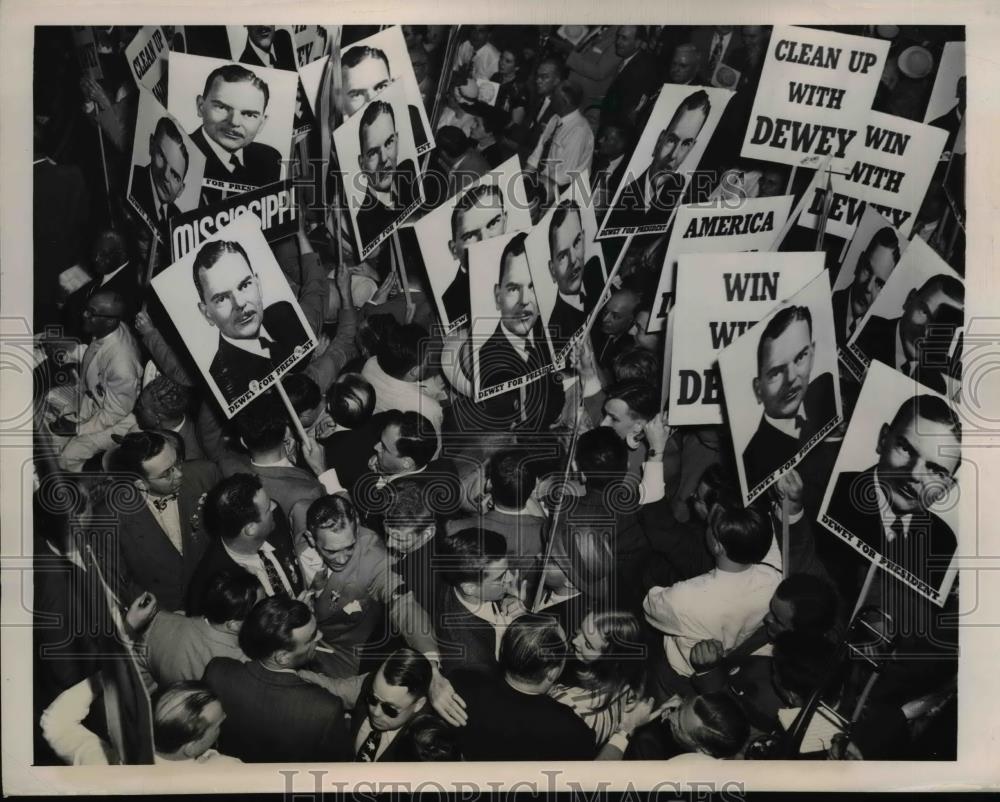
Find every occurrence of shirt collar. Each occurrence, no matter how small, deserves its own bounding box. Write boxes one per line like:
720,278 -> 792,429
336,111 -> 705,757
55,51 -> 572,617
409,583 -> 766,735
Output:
453,587 -> 502,624
558,290 -> 585,312
220,323 -> 273,358
763,407 -> 805,440
223,538 -> 273,566
251,455 -> 295,469
200,128 -> 244,172
873,468 -> 912,540
248,39 -> 274,66
500,323 -> 533,362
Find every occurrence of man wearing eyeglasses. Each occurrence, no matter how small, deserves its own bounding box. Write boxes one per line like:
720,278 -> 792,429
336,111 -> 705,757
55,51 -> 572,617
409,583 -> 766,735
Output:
101,430 -> 221,612
351,648 -> 432,762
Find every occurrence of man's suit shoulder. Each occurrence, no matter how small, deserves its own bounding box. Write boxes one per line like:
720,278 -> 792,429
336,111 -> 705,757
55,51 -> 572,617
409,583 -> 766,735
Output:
805,371 -> 837,421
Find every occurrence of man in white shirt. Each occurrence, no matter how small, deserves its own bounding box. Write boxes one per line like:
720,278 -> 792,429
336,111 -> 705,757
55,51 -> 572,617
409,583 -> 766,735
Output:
527,80 -> 595,198
644,504 -> 781,677
454,26 -> 500,81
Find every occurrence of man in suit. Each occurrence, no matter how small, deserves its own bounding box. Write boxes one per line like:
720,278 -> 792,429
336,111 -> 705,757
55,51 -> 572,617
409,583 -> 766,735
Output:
743,305 -> 838,493
103,431 -> 221,611
929,75 -> 966,156
190,64 -> 282,193
204,595 -> 352,762
350,649 -> 432,761
129,116 -> 189,238
590,119 -> 634,219
517,56 -> 564,162
193,239 -> 310,408
239,26 -> 295,70
338,44 -> 430,153
667,43 -> 702,85
690,26 -> 740,84
441,183 -> 508,326
320,374 -> 393,493
603,89 -> 711,232
825,393 -> 961,588
600,26 -> 660,126
186,473 -> 304,614
832,226 -> 902,345
545,200 -> 604,344
60,230 -> 139,340
852,273 -> 964,392
354,100 -> 419,251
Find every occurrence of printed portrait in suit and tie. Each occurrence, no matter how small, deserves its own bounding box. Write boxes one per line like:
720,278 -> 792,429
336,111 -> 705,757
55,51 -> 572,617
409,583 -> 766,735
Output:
831,223 -> 903,346
150,214 -> 315,418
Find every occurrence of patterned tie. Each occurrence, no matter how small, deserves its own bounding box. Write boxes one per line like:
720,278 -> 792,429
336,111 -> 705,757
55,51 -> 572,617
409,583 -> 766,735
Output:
357,728 -> 382,762
152,493 -> 178,512
258,549 -> 288,597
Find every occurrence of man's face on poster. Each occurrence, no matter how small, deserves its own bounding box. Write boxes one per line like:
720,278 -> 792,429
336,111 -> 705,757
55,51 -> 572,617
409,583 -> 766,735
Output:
494,249 -> 538,337
899,282 -> 963,361
876,411 -> 960,516
753,318 -> 815,419
148,130 -> 187,205
197,77 -> 268,153
247,26 -> 276,51
650,106 -> 707,182
196,251 -> 265,340
850,241 -> 898,319
341,55 -> 393,115
548,210 -> 585,295
358,110 -> 399,194
449,193 -> 507,269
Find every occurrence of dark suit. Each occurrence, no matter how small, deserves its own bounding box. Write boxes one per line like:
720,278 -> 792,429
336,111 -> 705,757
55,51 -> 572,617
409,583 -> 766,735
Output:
852,314 -> 898,370
691,27 -> 741,83
319,412 -> 393,493
547,255 -> 604,343
434,586 -> 501,676
826,466 -> 957,589
185,501 -> 303,614
190,126 -> 282,191
600,49 -> 660,125
356,158 -> 419,251
929,106 -> 963,154
99,459 -> 220,612
603,167 -> 687,232
441,268 -> 468,325
352,457 -> 463,533
831,286 -> 852,345
855,314 -> 956,393
129,162 -> 181,235
61,263 -> 141,340
208,301 -> 310,406
742,371 -> 837,494
348,672 -> 427,761
204,658 -> 351,762
238,30 -> 296,70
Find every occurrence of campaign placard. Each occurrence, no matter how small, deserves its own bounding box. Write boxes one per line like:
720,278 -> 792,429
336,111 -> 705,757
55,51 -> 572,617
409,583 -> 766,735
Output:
125,26 -> 169,105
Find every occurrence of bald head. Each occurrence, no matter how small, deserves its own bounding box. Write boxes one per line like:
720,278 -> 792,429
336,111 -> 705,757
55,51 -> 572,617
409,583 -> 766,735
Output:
670,43 -> 701,84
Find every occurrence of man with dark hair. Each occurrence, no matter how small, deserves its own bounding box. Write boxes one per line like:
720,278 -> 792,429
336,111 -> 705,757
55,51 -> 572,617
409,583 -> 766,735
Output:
545,200 -> 605,343
350,648 -> 432,761
650,692 -> 749,763
929,75 -> 966,155
604,89 -> 711,232
141,571 -> 259,686
130,116 -> 190,234
644,503 -> 781,678
667,43 -> 702,85
186,473 -> 303,613
852,274 -> 965,394
601,26 -> 659,125
192,239 -> 311,407
320,374 -> 392,493
825,394 -> 961,587
832,226 -> 902,344
151,681 -> 239,764
601,379 -> 661,471
102,430 -> 220,611
742,305 -> 837,493
338,43 -> 429,152
517,56 -> 565,160
591,119 -> 634,218
441,182 -> 508,325
355,100 -> 419,250
203,596 -> 351,762
526,80 -> 594,195
191,63 -> 281,191
362,321 -> 444,431
239,26 -> 295,70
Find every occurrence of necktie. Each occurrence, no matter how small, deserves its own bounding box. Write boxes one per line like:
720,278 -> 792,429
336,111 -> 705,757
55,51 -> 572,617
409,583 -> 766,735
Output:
794,413 -> 808,437
259,336 -> 275,357
539,119 -> 562,173
357,728 -> 382,762
229,153 -> 242,174
257,549 -> 287,596
709,35 -> 723,73
152,493 -> 178,512
269,50 -> 277,67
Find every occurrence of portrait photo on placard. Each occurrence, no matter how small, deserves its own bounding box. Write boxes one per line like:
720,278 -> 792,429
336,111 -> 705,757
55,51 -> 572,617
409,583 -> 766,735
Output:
598,83 -> 732,238
719,269 -> 843,504
150,213 -> 316,418
818,361 -> 962,606
469,230 -> 555,402
924,41 -> 965,157
847,236 -> 964,397
415,156 -> 531,332
526,179 -> 608,362
333,81 -> 423,260
127,92 -> 207,242
167,51 -> 298,196
333,25 -> 434,155
831,206 -> 908,347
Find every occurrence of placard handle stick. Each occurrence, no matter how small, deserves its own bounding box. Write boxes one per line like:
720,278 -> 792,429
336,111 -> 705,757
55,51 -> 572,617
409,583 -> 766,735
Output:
93,107 -> 114,223
143,232 -> 159,290
581,232 -> 636,343
390,231 -> 415,324
659,296 -> 674,411
275,376 -> 309,446
849,560 -> 879,623
785,164 -> 798,196
781,493 -> 791,578
770,157 -> 832,252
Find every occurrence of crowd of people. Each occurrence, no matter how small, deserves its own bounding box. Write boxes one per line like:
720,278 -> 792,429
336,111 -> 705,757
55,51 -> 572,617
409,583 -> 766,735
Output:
31,23 -> 963,766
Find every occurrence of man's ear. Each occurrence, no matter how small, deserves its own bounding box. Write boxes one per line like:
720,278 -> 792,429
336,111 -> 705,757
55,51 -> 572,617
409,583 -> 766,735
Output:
357,153 -> 365,173
875,422 -> 890,456
404,365 -> 421,382
198,301 -> 215,327
752,376 -> 762,405
904,287 -> 916,310
448,239 -> 459,261
401,456 -> 416,472
133,477 -> 149,494
273,647 -> 292,668
196,95 -> 205,119
149,133 -> 156,156
548,258 -> 558,281
223,619 -> 242,634
494,284 -> 502,312
179,740 -> 198,758
414,696 -> 428,714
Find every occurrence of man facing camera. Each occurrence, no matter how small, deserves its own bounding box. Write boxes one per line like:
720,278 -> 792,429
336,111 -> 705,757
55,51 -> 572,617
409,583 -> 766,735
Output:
193,240 -> 310,406
832,226 -> 901,345
742,306 -> 837,493
825,394 -> 960,588
130,117 -> 189,233
545,200 -> 604,343
239,26 -> 295,70
191,64 -> 282,192
355,100 -> 419,250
